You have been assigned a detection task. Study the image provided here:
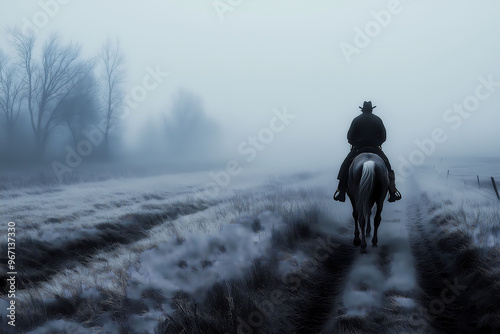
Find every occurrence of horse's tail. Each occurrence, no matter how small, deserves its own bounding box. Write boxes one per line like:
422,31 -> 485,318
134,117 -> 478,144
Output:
358,160 -> 375,218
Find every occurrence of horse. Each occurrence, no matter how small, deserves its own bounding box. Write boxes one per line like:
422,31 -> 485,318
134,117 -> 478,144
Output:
347,153 -> 389,254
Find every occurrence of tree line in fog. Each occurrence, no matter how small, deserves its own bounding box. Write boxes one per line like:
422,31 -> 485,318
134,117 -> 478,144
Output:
0,29 -> 218,169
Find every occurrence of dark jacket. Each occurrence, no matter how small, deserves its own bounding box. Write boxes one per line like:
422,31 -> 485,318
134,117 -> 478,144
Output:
347,111 -> 386,148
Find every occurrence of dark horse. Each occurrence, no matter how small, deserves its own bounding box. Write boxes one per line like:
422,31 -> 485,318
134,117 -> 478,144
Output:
347,153 -> 389,254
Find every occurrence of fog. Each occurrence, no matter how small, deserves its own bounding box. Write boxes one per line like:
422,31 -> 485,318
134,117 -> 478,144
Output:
1,0 -> 499,180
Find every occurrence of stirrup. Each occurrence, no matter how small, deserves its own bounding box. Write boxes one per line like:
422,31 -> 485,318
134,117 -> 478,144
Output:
334,189 -> 346,202
388,189 -> 402,202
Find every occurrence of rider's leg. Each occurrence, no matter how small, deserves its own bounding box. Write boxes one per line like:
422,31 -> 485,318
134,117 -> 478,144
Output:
377,150 -> 401,202
334,149 -> 356,202
387,170 -> 402,202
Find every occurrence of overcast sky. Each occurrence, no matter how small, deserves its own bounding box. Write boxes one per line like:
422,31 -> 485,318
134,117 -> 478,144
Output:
1,0 -> 499,172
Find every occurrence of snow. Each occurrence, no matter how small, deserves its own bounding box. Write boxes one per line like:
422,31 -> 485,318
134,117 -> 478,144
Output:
5,157 -> 500,332
337,179 -> 420,318
26,319 -> 91,334
124,211 -> 287,331
392,296 -> 416,308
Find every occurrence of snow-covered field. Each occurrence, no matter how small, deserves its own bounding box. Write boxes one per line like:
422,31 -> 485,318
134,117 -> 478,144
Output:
1,158 -> 500,333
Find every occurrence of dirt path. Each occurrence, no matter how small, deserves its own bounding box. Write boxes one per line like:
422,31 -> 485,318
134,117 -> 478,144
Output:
319,185 -> 438,333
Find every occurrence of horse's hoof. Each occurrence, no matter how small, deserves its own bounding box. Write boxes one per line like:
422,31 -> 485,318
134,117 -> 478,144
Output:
360,248 -> 367,254
372,243 -> 378,247
353,238 -> 361,247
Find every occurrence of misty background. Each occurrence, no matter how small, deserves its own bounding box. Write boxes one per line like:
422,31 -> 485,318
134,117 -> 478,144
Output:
0,0 -> 499,182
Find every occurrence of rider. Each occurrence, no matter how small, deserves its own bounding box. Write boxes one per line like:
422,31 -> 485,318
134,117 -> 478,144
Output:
333,101 -> 401,203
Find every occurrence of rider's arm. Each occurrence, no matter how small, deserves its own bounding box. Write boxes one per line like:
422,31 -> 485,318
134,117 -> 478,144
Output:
347,119 -> 357,145
379,119 -> 387,144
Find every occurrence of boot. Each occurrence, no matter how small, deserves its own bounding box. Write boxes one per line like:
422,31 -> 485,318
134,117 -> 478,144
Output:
333,179 -> 347,202
388,170 -> 402,202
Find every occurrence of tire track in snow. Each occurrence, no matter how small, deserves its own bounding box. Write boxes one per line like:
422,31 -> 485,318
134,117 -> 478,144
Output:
408,193 -> 500,333
322,198 -> 436,333
0,201 -> 213,290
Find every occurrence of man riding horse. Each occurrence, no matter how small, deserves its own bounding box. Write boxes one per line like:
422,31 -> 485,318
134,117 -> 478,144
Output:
334,101 -> 402,203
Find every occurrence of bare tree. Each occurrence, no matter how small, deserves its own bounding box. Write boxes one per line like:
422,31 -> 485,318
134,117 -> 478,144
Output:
100,38 -> 125,156
0,51 -> 25,150
164,89 -> 218,158
53,74 -> 100,147
9,30 -> 94,158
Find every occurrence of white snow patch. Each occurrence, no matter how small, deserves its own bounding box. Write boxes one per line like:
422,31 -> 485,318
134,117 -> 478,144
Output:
392,296 -> 416,308
127,211 -> 285,300
26,319 -> 90,334
342,252 -> 385,317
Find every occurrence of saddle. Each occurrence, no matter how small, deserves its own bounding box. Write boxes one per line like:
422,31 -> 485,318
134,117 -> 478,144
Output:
352,145 -> 381,154
351,146 -> 387,165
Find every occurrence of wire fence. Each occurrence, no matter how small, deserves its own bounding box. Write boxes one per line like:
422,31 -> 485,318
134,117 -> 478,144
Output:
434,165 -> 500,201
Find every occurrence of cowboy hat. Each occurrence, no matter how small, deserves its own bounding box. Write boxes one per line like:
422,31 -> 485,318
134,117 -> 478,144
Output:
359,101 -> 377,112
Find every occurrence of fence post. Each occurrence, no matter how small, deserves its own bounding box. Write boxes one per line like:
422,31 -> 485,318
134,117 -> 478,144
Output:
477,175 -> 480,188
491,177 -> 500,200
447,170 -> 450,179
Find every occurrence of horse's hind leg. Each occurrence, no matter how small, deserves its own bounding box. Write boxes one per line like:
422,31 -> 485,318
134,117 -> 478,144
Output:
366,211 -> 371,236
372,203 -> 383,247
359,214 -> 367,253
351,199 -> 361,247
353,212 -> 361,247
